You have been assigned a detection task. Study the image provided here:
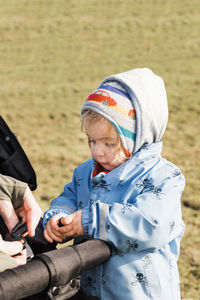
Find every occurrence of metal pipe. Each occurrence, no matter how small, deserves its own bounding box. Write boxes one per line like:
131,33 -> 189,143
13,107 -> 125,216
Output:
0,239 -> 110,300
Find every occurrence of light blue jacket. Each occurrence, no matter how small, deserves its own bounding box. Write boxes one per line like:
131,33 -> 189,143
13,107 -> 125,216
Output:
43,142 -> 185,300
43,69 -> 185,299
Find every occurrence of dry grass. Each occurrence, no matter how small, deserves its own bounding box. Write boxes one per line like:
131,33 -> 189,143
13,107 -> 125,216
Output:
0,0 -> 199,298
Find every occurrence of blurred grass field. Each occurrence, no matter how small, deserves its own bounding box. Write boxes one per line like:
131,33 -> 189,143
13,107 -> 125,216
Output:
0,0 -> 199,298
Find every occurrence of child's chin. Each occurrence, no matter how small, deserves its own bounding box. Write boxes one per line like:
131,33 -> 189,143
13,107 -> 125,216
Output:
99,162 -> 110,170
101,164 -> 114,171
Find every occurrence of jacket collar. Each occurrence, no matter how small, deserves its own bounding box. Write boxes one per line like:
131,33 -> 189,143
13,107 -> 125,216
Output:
91,142 -> 162,185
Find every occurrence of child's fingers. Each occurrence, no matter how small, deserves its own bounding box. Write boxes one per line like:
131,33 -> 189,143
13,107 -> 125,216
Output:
44,227 -> 63,243
58,223 -> 73,235
43,229 -> 54,243
61,229 -> 78,238
60,215 -> 73,226
43,214 -> 74,242
58,223 -> 80,238
50,214 -> 68,229
57,215 -> 74,234
44,228 -> 63,243
49,222 -> 64,239
58,210 -> 83,237
44,222 -> 63,243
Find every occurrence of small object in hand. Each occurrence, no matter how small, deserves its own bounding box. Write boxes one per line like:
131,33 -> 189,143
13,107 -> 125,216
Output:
58,217 -> 64,227
11,217 -> 28,239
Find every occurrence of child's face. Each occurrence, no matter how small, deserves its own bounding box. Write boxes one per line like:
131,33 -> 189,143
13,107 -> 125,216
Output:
83,118 -> 126,171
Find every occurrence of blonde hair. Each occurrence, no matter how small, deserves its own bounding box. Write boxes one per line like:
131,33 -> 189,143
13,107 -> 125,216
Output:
81,110 -> 129,161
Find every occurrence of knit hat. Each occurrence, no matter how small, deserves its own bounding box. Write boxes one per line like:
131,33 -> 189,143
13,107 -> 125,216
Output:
81,81 -> 136,157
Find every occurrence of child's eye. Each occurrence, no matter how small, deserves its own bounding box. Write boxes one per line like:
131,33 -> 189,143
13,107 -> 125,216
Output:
88,138 -> 96,144
105,142 -> 116,148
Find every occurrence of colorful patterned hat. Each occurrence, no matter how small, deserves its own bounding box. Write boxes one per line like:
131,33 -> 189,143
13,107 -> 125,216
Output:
81,81 -> 136,157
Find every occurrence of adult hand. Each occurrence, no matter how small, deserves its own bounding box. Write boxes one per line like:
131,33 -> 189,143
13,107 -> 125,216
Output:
16,187 -> 42,237
0,186 -> 42,237
0,234 -> 26,266
0,199 -> 19,233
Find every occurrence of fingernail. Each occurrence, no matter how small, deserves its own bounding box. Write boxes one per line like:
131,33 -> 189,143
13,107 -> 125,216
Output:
66,215 -> 73,224
22,231 -> 28,237
29,232 -> 34,237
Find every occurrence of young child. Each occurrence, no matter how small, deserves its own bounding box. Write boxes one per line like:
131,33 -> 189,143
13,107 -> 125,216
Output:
43,68 -> 185,300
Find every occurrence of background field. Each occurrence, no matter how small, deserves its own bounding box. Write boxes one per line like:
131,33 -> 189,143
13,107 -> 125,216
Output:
0,0 -> 199,298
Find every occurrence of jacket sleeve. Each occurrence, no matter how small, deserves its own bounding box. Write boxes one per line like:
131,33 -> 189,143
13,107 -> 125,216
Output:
0,174 -> 27,209
43,170 -> 78,228
82,170 -> 185,253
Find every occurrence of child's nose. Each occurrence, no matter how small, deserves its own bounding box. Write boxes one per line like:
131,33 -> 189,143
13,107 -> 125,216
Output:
93,144 -> 105,157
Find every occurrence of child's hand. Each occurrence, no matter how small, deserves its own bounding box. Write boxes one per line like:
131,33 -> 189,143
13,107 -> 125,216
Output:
43,213 -> 68,243
43,210 -> 84,243
58,210 -> 84,239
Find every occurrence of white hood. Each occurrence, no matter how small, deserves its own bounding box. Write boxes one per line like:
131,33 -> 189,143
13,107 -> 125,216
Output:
101,68 -> 169,154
